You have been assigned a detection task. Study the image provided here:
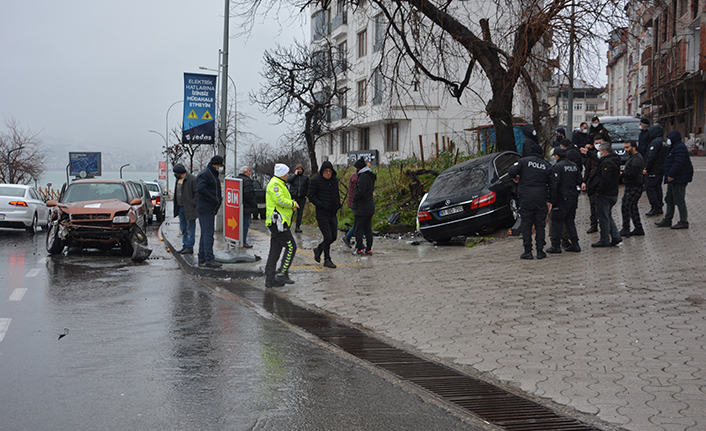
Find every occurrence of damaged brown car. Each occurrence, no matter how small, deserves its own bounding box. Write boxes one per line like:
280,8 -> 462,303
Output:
46,179 -> 152,262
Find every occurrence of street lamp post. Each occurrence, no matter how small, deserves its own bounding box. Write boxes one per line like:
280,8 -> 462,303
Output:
200,66 -> 237,174
7,146 -> 24,184
120,164 -> 130,179
161,100 -> 183,195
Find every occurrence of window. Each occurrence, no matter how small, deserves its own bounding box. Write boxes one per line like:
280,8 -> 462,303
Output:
373,68 -> 383,104
359,128 -> 370,150
374,14 -> 385,51
385,123 -> 399,151
336,40 -> 348,74
341,131 -> 351,153
357,80 -> 366,106
573,115 -> 582,123
586,103 -> 599,110
357,29 -> 367,58
573,103 -> 583,110
312,10 -> 329,41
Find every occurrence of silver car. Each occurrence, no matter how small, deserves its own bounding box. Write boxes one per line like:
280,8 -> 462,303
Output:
0,184 -> 50,233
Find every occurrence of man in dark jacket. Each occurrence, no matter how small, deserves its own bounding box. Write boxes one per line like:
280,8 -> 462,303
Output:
287,164 -> 310,233
637,117 -> 651,156
553,128 -> 566,149
521,124 -> 541,157
172,163 -> 198,254
619,140 -> 645,237
580,135 -> 603,233
572,122 -> 590,148
589,116 -> 611,143
237,166 -> 257,248
643,125 -> 668,216
546,148 -> 582,254
508,145 -> 551,260
352,157 -> 376,255
655,130 -> 694,229
587,142 -> 622,247
196,155 -> 224,268
308,161 -> 342,268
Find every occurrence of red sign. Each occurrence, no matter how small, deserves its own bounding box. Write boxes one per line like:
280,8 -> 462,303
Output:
158,161 -> 167,180
224,178 -> 242,244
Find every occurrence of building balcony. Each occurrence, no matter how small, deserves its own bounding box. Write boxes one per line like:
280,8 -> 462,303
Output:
332,12 -> 347,31
641,45 -> 652,65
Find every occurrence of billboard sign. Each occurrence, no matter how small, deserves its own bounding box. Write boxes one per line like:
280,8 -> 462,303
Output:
158,161 -> 167,180
69,152 -> 102,177
182,72 -> 217,145
224,177 -> 242,244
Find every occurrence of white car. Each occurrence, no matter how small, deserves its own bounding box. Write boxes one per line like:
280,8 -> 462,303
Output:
0,184 -> 50,233
144,181 -> 166,222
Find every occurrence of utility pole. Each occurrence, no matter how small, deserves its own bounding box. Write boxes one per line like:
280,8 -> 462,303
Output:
567,1 -> 575,140
216,0 -> 229,232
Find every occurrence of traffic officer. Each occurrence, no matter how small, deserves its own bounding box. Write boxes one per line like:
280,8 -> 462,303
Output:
264,163 -> 300,288
508,145 -> 551,260
546,148 -> 582,254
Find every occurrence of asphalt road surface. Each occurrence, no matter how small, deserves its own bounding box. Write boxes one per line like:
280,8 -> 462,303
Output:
0,224 -> 482,431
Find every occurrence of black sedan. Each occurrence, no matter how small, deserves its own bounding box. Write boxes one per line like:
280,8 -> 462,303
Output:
417,151 -> 521,243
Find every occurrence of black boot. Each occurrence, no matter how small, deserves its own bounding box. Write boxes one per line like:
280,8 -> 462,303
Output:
323,258 -> 337,268
313,245 -> 322,262
275,272 -> 295,285
545,246 -> 562,254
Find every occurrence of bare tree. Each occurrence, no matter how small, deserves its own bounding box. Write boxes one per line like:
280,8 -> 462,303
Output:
0,116 -> 48,184
235,0 -> 625,152
251,39 -> 352,172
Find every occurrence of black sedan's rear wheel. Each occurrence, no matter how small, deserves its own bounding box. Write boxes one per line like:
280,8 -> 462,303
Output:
46,222 -> 64,254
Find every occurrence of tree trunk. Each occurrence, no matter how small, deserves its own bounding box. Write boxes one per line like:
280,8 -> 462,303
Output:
487,79 -> 517,153
304,111 -> 319,173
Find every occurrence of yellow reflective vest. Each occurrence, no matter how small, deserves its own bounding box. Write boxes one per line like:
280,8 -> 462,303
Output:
266,176 -> 296,227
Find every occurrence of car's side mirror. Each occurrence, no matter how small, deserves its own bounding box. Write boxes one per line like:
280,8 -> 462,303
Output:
130,198 -> 142,206
46,200 -> 57,207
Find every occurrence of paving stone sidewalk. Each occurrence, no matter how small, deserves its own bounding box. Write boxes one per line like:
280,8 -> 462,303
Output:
265,158 -> 706,431
164,157 -> 706,431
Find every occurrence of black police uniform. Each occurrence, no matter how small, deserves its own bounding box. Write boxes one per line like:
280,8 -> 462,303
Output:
549,158 -> 582,249
508,154 -> 551,254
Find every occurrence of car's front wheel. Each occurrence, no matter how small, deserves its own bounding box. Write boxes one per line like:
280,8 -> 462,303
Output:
46,222 -> 64,254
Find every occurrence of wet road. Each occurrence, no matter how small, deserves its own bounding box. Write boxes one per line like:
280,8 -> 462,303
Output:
0,225 -> 482,430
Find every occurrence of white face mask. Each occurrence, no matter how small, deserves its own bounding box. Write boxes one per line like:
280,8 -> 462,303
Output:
597,151 -> 603,159
217,166 -> 225,174
582,128 -> 588,134
666,139 -> 672,147
592,122 -> 599,128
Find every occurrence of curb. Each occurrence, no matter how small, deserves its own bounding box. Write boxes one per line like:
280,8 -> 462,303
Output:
159,221 -> 264,280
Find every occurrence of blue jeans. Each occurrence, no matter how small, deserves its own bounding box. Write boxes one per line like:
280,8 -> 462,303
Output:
198,212 -> 215,262
178,206 -> 196,249
596,195 -> 620,243
242,212 -> 251,245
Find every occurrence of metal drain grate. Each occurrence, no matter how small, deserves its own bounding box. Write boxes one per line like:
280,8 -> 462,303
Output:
220,283 -> 602,431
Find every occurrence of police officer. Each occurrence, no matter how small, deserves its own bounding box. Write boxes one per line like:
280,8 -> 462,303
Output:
546,148 -> 582,253
508,145 -> 551,260
265,163 -> 300,288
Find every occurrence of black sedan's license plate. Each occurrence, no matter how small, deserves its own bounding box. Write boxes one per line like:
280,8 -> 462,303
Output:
439,206 -> 463,217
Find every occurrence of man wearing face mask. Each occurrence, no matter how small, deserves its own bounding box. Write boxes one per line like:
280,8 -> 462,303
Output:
586,142 -> 622,247
572,122 -> 590,149
589,116 -> 611,144
637,118 -> 651,156
172,163 -> 198,254
521,124 -> 541,157
307,161 -> 342,268
580,135 -> 603,233
655,130 -> 694,229
619,140 -> 645,237
196,155 -> 224,268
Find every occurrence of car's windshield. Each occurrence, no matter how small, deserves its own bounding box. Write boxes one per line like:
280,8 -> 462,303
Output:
602,121 -> 641,143
146,183 -> 160,193
0,187 -> 26,198
427,165 -> 488,201
63,183 -> 127,203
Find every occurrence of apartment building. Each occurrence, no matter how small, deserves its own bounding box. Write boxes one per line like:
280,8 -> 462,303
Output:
615,0 -> 706,137
310,1 -> 544,167
548,77 -> 607,131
